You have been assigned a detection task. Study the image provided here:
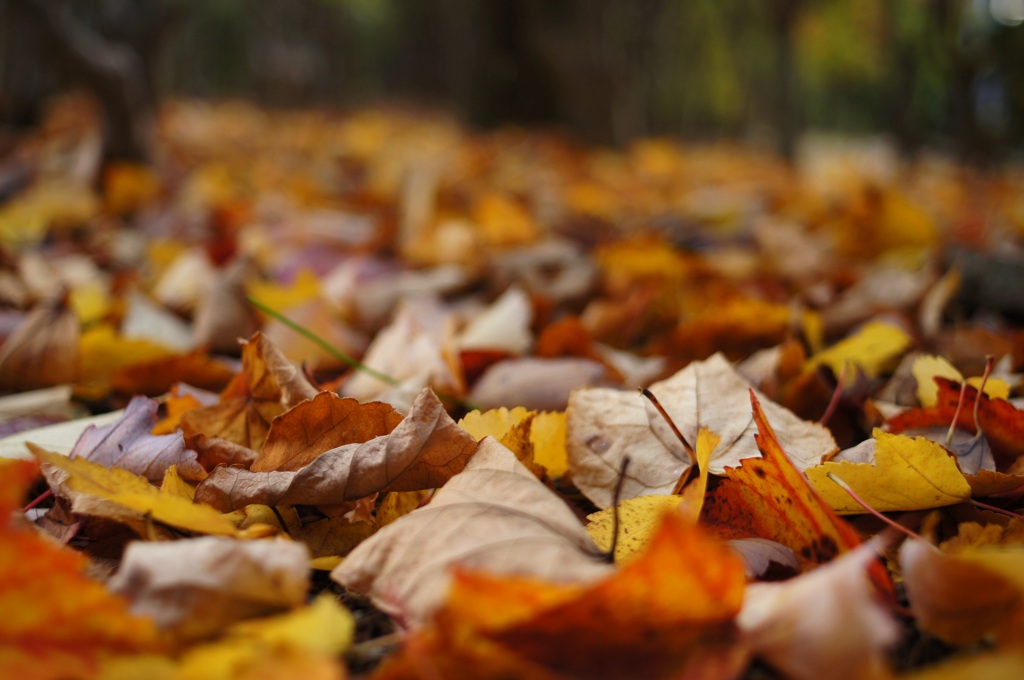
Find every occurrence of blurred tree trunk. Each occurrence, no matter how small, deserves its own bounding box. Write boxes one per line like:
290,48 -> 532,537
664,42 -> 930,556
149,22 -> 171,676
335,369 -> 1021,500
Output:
11,0 -> 181,166
770,0 -> 802,162
882,1 -> 920,158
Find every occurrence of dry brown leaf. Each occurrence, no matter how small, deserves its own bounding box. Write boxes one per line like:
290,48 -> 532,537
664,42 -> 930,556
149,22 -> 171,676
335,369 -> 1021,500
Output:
195,388 -> 477,510
252,391 -> 404,472
179,332 -> 318,451
331,438 -> 612,626
108,536 -> 310,640
567,353 -> 836,508
0,292 -> 79,391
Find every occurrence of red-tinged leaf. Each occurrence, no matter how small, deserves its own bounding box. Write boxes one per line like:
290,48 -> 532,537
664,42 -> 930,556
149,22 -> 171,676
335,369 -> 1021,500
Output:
888,377 -> 1024,471
701,390 -> 864,571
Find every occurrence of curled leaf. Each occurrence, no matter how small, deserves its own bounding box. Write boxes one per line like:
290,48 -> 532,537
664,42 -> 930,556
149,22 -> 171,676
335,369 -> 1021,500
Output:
70,396 -> 205,482
195,388 -> 477,510
332,439 -> 611,626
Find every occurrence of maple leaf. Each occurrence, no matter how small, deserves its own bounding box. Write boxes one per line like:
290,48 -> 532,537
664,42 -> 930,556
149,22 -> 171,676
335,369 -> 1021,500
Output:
567,353 -> 836,508
179,332 -> 318,451
332,438 -> 612,626
805,430 -> 972,514
0,459 -> 164,679
69,395 -> 205,482
700,391 -> 864,570
888,377 -> 1024,471
375,511 -> 748,680
195,388 -> 477,510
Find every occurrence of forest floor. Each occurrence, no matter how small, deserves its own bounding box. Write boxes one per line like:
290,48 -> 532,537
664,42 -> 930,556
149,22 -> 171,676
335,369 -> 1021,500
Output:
2,95 -> 1024,679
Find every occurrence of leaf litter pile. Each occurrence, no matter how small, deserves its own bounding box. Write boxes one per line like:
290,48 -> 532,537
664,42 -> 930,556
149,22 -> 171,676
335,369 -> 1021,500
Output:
4,97 -> 1024,679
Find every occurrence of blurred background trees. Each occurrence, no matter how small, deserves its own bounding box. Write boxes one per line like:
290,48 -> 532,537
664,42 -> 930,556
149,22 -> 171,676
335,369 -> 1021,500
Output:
1,0 -> 1023,163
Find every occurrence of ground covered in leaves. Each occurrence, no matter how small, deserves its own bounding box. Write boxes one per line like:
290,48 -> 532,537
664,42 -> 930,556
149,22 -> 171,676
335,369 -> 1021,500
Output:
3,95 -> 1024,679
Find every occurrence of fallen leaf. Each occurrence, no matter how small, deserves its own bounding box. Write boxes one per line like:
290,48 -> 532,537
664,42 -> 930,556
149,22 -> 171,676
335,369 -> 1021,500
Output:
110,352 -> 236,397
33,446 -> 239,536
332,438 -> 612,626
108,536 -> 310,640
380,511 -> 747,680
586,495 -> 682,562
0,459 -> 164,679
888,378 -> 1024,471
739,539 -> 899,680
0,292 -> 79,391
458,407 -> 569,478
470,357 -> 607,411
101,594 -> 352,680
457,286 -> 533,354
192,257 -> 260,355
805,430 -> 972,514
195,388 -> 477,510
341,299 -> 463,406
912,354 -> 1010,406
252,391 -> 404,472
77,324 -> 174,389
701,391 -> 864,570
567,353 -> 836,508
68,396 -> 205,482
900,537 -> 1022,646
806,319 -> 912,382
180,332 -> 318,451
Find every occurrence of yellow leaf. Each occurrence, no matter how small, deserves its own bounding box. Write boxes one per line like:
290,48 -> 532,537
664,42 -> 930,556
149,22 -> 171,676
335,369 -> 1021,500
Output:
247,269 -> 321,314
99,596 -> 352,680
586,495 -> 682,562
806,431 -> 971,514
32,446 -> 239,535
70,282 -> 111,325
79,325 -> 175,384
160,466 -> 197,501
531,411 -> 568,477
912,354 -> 1009,407
459,407 -> 569,477
678,427 -> 720,522
807,320 -> 911,381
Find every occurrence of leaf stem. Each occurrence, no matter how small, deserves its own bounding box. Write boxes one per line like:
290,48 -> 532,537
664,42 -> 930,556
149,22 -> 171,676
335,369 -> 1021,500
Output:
970,499 -> 1022,519
606,454 -> 632,564
22,488 -> 53,513
826,472 -> 922,541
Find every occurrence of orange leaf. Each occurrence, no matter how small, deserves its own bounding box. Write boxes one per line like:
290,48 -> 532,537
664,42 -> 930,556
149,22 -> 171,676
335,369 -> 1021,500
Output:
0,459 -> 163,679
701,390 -> 863,570
385,512 -> 747,679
